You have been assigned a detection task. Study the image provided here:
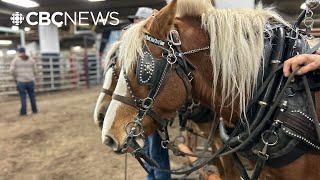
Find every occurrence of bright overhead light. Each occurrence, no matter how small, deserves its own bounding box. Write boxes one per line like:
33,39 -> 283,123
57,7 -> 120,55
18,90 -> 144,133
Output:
2,0 -> 39,8
6,50 -> 16,55
72,46 -> 82,51
11,25 -> 19,31
0,40 -> 12,45
24,27 -> 31,32
88,0 -> 106,2
300,3 -> 307,9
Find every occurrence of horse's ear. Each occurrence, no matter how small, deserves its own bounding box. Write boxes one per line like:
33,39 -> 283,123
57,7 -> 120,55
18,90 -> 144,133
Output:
148,0 -> 177,39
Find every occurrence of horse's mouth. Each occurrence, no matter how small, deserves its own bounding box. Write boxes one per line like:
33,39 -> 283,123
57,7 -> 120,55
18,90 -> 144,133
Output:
114,149 -> 126,155
113,145 -> 133,155
114,139 -> 141,155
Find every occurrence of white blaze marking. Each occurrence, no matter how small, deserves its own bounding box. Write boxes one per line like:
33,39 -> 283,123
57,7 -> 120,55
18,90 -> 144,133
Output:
93,68 -> 114,124
102,69 -> 128,141
103,68 -> 114,89
113,69 -> 127,96
93,92 -> 105,125
101,100 -> 121,142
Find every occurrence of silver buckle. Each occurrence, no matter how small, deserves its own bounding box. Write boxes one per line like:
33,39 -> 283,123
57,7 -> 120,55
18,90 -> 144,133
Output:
141,97 -> 154,109
169,30 -> 181,46
125,121 -> 144,137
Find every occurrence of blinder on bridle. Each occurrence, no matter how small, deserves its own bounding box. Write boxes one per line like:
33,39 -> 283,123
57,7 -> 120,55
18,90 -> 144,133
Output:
136,51 -> 167,89
136,30 -> 184,89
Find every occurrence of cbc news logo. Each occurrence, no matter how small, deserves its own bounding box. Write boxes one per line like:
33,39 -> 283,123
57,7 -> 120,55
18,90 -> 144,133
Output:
10,11 -> 119,27
11,12 -> 24,25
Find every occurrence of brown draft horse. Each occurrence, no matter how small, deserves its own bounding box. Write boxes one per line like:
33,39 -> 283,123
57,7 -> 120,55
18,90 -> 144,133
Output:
100,0 -> 320,179
93,41 -> 239,179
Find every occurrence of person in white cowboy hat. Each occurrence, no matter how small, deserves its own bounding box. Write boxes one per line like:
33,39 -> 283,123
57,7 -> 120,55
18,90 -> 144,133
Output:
128,7 -> 153,23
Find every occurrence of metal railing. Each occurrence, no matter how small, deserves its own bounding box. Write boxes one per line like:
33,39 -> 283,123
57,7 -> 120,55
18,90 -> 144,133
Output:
0,51 -> 101,98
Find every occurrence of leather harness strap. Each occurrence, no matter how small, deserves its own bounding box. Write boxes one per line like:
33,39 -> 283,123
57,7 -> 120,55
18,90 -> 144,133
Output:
175,65 -> 193,102
112,94 -> 169,127
316,91 -> 320,119
101,88 -> 113,96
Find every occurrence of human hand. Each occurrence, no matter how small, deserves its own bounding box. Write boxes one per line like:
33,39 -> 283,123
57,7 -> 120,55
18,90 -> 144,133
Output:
283,50 -> 320,77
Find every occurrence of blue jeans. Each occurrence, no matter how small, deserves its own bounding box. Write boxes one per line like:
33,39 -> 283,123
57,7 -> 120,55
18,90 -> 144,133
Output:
143,132 -> 171,180
17,81 -> 37,115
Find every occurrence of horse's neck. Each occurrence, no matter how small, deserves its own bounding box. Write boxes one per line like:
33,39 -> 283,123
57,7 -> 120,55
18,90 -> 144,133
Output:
190,55 -> 239,125
176,16 -> 240,124
175,16 -> 212,106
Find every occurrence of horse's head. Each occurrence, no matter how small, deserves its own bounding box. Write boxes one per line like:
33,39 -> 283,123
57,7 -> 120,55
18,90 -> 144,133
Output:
93,41 -> 121,128
101,0 -> 194,153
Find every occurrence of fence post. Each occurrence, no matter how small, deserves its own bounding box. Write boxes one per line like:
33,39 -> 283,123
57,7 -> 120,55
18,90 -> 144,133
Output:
49,56 -> 54,89
76,57 -> 80,88
83,36 -> 90,88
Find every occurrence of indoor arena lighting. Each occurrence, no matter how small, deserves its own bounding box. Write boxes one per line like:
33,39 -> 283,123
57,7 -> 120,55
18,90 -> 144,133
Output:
24,27 -> 31,32
2,0 -> 39,8
300,3 -> 307,9
0,40 -> 12,45
88,0 -> 106,2
11,25 -> 19,31
6,50 -> 16,55
72,46 -> 82,51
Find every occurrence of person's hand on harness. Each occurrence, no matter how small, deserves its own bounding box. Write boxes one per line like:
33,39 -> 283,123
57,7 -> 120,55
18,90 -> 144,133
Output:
283,50 -> 320,77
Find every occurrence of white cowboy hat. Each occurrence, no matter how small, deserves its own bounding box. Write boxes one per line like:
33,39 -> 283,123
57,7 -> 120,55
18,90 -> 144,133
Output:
128,7 -> 153,20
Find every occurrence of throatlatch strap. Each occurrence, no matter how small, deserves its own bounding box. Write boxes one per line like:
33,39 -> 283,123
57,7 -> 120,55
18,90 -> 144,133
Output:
101,88 -> 113,96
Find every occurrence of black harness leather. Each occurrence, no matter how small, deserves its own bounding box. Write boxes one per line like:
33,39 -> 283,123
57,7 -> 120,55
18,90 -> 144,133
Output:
218,22 -> 320,179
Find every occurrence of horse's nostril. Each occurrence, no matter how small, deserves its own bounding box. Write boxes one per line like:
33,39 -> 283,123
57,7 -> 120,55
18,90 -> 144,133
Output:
103,136 -> 114,146
103,135 -> 119,151
98,113 -> 105,121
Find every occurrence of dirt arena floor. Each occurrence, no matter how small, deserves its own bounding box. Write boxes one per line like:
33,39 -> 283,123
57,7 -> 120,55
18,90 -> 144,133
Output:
0,87 -> 198,180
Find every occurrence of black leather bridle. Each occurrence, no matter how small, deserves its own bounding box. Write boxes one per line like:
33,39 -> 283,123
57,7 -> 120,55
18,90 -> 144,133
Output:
109,30 -> 212,173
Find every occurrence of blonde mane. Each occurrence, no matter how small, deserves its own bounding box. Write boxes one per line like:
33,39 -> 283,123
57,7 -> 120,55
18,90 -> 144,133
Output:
118,21 -> 145,71
118,0 -> 289,117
